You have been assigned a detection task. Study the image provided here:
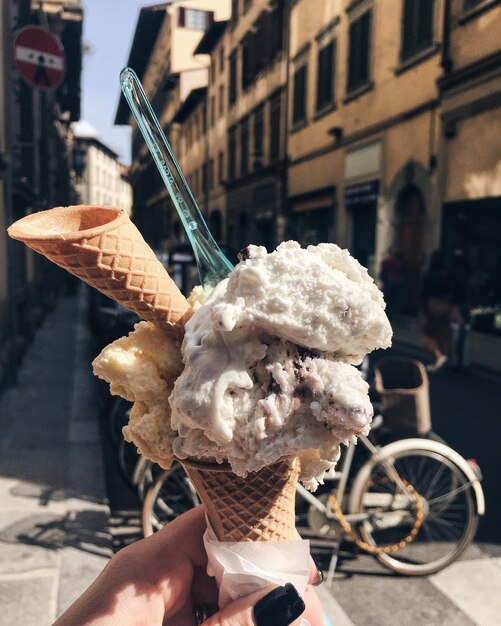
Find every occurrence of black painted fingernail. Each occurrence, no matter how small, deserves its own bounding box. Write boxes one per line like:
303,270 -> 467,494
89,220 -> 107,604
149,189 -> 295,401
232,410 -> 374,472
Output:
312,557 -> 324,586
253,583 -> 305,626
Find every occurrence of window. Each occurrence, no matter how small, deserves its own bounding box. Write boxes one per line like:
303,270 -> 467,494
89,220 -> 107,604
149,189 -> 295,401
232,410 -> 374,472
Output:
219,47 -> 225,73
347,10 -> 372,93
202,104 -> 207,135
194,169 -> 199,194
194,113 -> 199,142
316,33 -> 336,112
241,117 -> 249,176
209,158 -> 214,190
253,104 -> 264,169
231,0 -> 239,22
292,55 -> 308,126
228,126 -> 237,181
219,85 -> 225,117
241,36 -> 253,89
178,8 -> 213,30
243,0 -> 252,13
229,50 -> 237,106
269,91 -> 281,162
202,163 -> 208,195
210,96 -> 215,128
401,0 -> 434,61
270,1 -> 284,57
244,19 -> 264,86
218,151 -> 224,183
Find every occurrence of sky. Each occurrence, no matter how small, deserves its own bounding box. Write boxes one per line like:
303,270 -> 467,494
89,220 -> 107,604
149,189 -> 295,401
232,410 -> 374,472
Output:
81,0 -> 147,164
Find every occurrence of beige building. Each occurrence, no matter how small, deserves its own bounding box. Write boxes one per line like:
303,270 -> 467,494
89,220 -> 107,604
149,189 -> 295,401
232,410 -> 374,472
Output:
173,86 -> 208,224
170,0 -> 288,253
73,121 -> 132,214
221,0 -> 288,252
193,19 -> 230,242
438,0 -> 501,319
118,0 -> 500,318
115,0 -> 230,250
1,0 -> 82,388
288,0 -> 446,312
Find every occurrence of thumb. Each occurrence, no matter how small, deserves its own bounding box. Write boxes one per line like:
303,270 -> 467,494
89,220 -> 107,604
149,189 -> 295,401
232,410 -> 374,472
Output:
201,583 -> 306,626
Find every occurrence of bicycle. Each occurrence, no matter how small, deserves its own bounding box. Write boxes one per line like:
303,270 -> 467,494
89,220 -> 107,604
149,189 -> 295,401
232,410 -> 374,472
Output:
141,411 -> 484,577
110,353 -> 483,577
107,396 -> 159,503
294,414 -> 484,577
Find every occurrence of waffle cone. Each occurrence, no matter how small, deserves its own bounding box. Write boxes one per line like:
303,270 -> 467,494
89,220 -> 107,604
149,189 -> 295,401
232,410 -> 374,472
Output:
8,205 -> 193,331
182,457 -> 299,542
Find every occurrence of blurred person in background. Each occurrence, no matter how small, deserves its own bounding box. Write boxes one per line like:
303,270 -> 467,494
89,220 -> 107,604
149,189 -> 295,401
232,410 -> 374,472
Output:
420,250 -> 462,372
380,247 -> 406,320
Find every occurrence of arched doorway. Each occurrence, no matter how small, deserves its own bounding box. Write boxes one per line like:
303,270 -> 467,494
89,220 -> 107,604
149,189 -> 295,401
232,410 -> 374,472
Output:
395,184 -> 427,313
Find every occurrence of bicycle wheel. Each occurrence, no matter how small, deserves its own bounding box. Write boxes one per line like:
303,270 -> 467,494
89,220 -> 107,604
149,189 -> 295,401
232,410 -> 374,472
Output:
108,397 -> 131,446
142,463 -> 200,537
107,397 -> 141,490
349,443 -> 478,575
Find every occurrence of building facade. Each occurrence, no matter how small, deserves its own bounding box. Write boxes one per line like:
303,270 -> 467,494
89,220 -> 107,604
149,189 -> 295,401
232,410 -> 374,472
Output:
115,1 -> 230,251
73,122 -> 132,215
438,0 -> 501,326
193,19 -> 229,243
118,0 -> 500,321
288,0 -> 447,313
0,0 -> 82,389
220,0 -> 288,253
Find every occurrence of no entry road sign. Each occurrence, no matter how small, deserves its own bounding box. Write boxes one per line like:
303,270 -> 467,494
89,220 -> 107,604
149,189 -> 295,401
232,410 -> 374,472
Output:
13,26 -> 66,91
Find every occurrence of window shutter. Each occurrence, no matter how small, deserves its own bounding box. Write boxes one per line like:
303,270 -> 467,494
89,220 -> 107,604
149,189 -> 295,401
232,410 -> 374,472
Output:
293,64 -> 307,124
417,0 -> 434,47
348,11 -> 371,91
332,38 -> 337,102
178,6 -> 185,27
360,11 -> 371,84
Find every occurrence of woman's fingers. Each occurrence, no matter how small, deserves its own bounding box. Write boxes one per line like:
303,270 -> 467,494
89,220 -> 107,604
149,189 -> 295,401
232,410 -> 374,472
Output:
201,583 -> 304,626
201,582 -> 325,626
309,556 -> 324,587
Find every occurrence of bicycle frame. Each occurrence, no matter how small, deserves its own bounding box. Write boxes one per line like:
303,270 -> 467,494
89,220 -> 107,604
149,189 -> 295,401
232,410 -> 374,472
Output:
296,434 -> 423,527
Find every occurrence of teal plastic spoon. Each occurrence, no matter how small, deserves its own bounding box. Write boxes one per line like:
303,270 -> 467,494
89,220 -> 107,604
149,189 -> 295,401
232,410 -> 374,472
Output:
120,67 -> 233,290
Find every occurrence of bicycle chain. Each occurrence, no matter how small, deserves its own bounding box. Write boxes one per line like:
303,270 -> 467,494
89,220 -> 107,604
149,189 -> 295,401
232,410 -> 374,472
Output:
328,480 -> 424,555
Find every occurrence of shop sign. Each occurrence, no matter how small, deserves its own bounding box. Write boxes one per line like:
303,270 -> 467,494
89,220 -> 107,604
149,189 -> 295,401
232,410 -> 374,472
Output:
344,180 -> 380,208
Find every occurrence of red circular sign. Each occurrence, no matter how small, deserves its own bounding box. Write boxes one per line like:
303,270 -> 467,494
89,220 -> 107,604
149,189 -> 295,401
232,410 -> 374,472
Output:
13,26 -> 66,91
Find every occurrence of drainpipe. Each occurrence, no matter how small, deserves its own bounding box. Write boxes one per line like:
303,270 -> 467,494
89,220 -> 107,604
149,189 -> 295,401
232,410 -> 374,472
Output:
279,0 -> 291,246
204,96 -> 210,220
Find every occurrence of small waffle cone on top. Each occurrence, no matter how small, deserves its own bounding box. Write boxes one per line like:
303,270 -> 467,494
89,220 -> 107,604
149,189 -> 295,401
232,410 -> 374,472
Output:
182,457 -> 300,541
8,205 -> 192,331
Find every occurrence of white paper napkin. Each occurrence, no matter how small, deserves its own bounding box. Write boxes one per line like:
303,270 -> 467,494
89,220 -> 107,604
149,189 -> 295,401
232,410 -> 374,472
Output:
204,522 -> 312,625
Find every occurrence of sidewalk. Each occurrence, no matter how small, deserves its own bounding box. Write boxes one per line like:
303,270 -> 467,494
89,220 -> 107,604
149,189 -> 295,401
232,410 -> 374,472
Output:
0,289 -> 111,626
